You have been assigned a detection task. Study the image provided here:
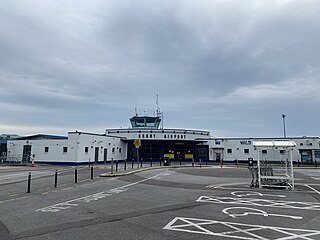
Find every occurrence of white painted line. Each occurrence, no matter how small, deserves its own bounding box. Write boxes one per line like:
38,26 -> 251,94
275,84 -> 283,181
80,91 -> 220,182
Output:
197,196 -> 320,211
36,171 -> 166,213
212,182 -> 249,189
311,177 -> 320,181
164,217 -> 320,239
305,184 -> 320,195
222,207 -> 302,220
231,191 -> 285,198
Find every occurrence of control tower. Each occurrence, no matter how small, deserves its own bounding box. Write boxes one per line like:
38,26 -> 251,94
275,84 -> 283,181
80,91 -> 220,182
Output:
129,115 -> 161,129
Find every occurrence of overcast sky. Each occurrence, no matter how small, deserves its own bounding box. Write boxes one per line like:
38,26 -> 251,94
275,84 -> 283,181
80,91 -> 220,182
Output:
1,0 -> 320,138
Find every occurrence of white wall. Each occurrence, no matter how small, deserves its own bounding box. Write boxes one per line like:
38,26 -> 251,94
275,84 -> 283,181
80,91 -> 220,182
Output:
7,132 -> 127,164
7,139 -> 69,163
69,132 -> 127,164
209,137 -> 320,162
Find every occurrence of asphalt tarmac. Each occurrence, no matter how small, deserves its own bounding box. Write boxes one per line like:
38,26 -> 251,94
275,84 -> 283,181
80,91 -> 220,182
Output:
0,165 -> 320,239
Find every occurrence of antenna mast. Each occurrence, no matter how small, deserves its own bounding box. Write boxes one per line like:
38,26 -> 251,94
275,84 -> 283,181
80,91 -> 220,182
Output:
156,94 -> 164,129
135,101 -> 138,116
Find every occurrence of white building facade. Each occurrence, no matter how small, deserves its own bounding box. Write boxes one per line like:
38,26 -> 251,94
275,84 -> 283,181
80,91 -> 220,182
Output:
5,114 -> 320,165
210,137 -> 320,164
7,132 -> 127,165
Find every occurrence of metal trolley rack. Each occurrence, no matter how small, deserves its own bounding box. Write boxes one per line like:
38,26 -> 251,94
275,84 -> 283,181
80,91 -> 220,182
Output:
252,141 -> 296,190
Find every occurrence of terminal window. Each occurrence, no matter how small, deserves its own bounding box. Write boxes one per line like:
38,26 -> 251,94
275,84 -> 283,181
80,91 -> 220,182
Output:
262,150 -> 267,154
44,147 -> 49,153
227,149 -> 232,154
244,149 -> 249,154
63,147 -> 68,153
85,147 -> 89,153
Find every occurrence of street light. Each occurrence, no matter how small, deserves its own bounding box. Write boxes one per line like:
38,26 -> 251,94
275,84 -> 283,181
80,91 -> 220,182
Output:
282,114 -> 286,138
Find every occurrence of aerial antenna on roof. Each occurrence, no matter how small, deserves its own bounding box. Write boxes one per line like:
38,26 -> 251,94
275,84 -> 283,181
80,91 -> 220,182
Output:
135,100 -> 138,116
156,94 -> 164,129
156,94 -> 160,117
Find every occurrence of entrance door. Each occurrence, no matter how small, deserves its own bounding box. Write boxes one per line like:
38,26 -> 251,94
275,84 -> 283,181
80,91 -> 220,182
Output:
94,147 -> 99,164
103,148 -> 108,164
22,145 -> 32,162
212,149 -> 224,162
300,150 -> 313,164
175,151 -> 185,162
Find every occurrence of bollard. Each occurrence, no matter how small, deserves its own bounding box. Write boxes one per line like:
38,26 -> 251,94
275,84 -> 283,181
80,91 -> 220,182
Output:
116,161 -> 118,172
131,159 -> 134,169
75,167 -> 78,183
192,159 -> 194,168
54,170 -> 58,188
91,166 -> 94,180
236,159 -> 239,168
315,160 -> 318,168
180,158 -> 182,166
150,159 -> 153,167
160,160 -> 162,166
111,159 -> 114,174
140,159 -> 143,168
27,172 -> 31,193
124,160 -> 127,171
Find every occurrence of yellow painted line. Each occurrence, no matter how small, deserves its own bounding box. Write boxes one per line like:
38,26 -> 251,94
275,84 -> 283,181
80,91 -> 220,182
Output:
42,192 -> 49,195
8,194 -> 19,198
61,187 -> 74,191
0,196 -> 27,204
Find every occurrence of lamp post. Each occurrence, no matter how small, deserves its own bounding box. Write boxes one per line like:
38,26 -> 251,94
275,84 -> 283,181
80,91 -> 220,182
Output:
282,114 -> 286,138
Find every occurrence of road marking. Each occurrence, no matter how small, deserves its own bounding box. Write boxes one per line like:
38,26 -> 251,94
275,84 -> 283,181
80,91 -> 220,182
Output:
231,191 -> 285,198
197,196 -> 320,211
164,217 -> 320,240
305,184 -> 320,195
36,171 -> 166,213
206,182 -> 249,189
222,207 -> 302,220
0,196 -> 27,204
311,177 -> 320,181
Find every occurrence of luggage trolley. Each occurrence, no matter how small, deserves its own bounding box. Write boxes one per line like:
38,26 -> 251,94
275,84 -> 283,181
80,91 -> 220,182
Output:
253,140 -> 296,190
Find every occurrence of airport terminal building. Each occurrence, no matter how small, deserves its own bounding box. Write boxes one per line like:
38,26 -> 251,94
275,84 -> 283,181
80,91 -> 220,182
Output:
5,115 -> 320,165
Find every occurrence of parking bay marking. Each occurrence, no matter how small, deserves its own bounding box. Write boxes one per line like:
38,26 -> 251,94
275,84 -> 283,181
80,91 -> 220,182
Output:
164,217 -> 320,240
36,171 -> 166,213
231,191 -> 285,198
222,207 -> 302,220
305,184 -> 320,195
197,196 -> 320,211
311,177 -> 320,181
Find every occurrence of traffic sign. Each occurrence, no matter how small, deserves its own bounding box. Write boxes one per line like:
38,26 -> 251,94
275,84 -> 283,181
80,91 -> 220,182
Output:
133,139 -> 141,148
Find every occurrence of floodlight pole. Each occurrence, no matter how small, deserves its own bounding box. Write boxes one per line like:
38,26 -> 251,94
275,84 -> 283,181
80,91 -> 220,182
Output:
282,114 -> 286,138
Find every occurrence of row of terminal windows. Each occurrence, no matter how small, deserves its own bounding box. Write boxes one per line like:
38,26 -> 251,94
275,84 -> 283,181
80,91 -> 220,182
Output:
300,142 -> 313,146
84,147 -> 121,154
227,149 -> 286,154
227,148 -> 250,154
44,147 -> 68,153
138,134 -> 187,139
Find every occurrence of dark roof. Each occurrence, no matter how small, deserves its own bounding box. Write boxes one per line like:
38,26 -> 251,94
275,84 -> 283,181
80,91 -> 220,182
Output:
15,134 -> 67,140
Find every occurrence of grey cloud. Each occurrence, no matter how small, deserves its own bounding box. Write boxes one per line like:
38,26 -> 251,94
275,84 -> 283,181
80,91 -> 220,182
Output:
0,0 -> 320,136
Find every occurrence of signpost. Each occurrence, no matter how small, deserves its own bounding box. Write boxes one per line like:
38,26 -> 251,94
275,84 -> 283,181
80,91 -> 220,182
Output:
133,139 -> 141,168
